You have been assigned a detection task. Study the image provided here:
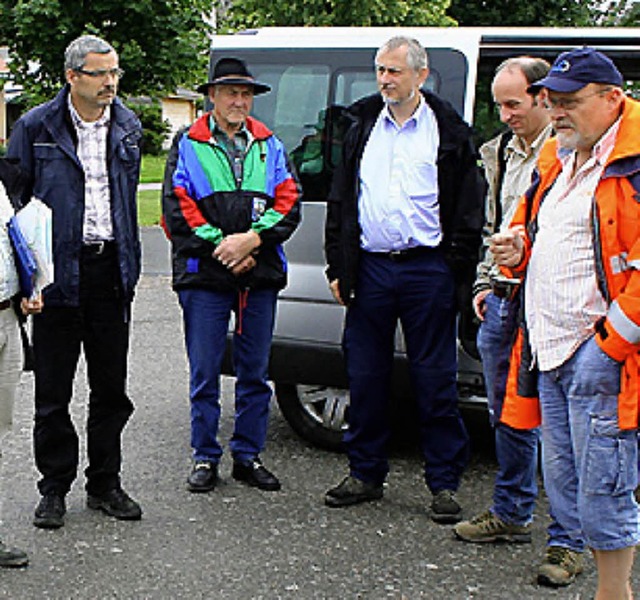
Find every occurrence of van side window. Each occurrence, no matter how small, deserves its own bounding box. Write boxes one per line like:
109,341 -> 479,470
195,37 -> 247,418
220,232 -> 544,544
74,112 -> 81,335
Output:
213,48 -> 466,203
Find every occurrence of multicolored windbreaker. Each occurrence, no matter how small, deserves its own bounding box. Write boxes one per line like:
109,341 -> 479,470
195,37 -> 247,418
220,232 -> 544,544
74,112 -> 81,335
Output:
162,113 -> 301,292
500,96 -> 640,431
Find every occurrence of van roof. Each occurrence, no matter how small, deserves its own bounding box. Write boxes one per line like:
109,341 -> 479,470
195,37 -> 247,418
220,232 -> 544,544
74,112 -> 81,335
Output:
213,27 -> 640,79
218,26 -> 639,47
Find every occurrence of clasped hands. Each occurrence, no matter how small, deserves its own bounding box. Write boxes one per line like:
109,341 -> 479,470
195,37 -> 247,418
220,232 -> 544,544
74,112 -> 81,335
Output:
213,231 -> 261,277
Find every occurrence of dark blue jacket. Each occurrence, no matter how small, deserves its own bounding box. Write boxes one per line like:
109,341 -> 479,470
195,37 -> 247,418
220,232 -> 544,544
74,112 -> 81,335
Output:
7,85 -> 142,306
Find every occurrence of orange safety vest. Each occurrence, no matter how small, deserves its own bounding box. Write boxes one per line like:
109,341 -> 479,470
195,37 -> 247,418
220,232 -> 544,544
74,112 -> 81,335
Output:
500,97 -> 640,431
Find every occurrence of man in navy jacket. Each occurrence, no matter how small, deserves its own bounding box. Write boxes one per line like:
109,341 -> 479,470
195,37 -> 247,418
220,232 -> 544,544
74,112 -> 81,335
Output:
7,34 -> 143,529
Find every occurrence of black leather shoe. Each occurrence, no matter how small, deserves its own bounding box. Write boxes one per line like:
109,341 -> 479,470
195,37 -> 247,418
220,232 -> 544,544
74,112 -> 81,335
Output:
187,461 -> 218,493
232,458 -> 281,491
325,475 -> 383,508
0,541 -> 28,568
87,487 -> 142,520
33,492 -> 66,529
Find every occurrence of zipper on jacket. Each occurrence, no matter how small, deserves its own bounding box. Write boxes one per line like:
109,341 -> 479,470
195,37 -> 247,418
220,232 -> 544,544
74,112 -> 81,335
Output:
210,135 -> 261,191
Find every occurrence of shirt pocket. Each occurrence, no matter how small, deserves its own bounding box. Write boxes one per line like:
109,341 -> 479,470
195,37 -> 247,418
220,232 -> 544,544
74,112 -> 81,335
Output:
402,160 -> 438,202
584,413 -> 636,496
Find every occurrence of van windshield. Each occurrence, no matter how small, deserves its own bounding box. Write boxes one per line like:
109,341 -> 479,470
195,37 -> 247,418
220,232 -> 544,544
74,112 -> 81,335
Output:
210,48 -> 468,202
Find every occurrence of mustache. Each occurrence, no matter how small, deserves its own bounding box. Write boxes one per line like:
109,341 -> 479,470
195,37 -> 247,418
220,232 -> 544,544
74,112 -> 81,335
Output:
554,118 -> 573,129
97,86 -> 116,96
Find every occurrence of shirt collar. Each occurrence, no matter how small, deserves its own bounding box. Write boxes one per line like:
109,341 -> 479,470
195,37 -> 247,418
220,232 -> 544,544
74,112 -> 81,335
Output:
210,115 -> 251,143
381,94 -> 426,129
67,95 -> 111,129
591,117 -> 621,166
508,122 -> 553,158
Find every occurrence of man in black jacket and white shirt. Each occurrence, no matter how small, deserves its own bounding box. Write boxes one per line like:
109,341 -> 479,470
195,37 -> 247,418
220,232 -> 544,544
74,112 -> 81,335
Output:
324,35 -> 485,523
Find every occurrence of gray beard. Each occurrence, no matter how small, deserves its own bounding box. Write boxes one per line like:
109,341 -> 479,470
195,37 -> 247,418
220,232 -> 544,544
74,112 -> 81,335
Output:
382,88 -> 415,106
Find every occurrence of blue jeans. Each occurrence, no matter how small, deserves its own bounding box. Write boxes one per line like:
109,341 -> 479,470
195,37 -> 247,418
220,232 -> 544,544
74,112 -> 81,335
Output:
343,250 -> 469,491
477,293 -> 539,525
539,336 -> 640,551
178,287 -> 277,465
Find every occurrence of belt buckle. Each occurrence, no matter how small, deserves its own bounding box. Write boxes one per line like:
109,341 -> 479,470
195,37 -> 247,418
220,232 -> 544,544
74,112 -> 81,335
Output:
95,241 -> 105,255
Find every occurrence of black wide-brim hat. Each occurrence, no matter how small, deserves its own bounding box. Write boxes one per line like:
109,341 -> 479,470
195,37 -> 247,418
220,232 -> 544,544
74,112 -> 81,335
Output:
197,57 -> 271,96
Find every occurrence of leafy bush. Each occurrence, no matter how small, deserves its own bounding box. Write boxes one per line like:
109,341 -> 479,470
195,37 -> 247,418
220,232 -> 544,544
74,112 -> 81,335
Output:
127,99 -> 171,156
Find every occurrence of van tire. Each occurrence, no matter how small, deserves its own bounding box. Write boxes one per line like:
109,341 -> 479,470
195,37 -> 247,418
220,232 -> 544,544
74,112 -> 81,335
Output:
274,383 -> 348,452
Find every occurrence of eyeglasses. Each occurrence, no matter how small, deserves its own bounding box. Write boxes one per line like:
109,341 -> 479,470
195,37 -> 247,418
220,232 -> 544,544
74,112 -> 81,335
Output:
543,87 -> 612,111
75,67 -> 124,79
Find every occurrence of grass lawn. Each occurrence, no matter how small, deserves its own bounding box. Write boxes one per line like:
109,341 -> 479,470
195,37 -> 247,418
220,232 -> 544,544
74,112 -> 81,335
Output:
140,153 -> 167,183
137,153 -> 166,226
137,189 -> 161,227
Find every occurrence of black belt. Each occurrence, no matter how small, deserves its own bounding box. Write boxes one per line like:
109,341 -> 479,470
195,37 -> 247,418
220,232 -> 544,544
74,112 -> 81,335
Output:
0,299 -> 11,311
82,240 -> 116,256
368,246 -> 437,262
491,280 -> 517,299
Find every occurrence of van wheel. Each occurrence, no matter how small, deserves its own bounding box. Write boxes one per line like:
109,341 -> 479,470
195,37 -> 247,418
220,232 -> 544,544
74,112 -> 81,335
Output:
274,383 -> 348,452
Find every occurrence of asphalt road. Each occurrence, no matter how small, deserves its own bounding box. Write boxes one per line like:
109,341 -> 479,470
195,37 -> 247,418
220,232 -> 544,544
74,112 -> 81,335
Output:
0,227 -> 635,599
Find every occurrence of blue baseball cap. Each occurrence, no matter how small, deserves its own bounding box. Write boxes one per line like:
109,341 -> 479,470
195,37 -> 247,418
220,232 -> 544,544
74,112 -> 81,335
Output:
528,47 -> 623,93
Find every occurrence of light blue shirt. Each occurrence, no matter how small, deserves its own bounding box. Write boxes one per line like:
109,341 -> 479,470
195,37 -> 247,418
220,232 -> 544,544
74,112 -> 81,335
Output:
358,98 -> 441,252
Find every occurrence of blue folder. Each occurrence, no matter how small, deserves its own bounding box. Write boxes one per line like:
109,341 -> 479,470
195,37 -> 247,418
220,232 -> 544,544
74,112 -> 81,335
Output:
7,215 -> 37,298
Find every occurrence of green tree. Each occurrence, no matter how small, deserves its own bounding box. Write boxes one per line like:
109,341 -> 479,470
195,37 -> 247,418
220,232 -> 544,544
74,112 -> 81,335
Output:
0,0 -> 211,107
127,100 -> 171,155
448,0 -> 598,26
598,0 -> 640,25
221,0 -> 455,30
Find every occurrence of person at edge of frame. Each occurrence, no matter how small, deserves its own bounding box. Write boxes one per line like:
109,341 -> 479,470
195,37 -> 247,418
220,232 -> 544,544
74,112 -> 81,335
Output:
0,161 -> 43,565
492,47 -> 640,599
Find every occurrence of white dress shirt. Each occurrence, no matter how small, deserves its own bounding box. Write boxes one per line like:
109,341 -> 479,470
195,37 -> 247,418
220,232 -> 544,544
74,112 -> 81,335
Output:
358,98 -> 441,252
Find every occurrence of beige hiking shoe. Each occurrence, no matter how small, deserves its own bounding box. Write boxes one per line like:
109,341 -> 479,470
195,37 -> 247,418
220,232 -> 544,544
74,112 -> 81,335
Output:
454,510 -> 532,543
537,546 -> 584,587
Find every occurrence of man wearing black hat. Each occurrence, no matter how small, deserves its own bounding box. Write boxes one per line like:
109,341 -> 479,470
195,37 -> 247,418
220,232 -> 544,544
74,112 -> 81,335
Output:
492,47 -> 640,596
162,58 -> 300,493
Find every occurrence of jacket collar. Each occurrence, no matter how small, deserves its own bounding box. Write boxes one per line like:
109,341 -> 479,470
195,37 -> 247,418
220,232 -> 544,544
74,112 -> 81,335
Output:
347,89 -> 470,152
188,112 -> 272,144
40,85 -> 138,164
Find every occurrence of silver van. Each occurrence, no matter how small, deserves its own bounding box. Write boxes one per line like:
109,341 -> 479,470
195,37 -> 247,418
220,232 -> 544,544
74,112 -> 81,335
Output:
211,27 -> 640,450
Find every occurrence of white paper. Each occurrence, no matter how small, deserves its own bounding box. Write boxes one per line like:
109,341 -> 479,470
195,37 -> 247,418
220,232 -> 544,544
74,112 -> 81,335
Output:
14,198 -> 53,296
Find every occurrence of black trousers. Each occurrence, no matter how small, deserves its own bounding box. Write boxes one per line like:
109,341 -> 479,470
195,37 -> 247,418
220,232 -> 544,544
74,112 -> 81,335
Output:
32,243 -> 134,497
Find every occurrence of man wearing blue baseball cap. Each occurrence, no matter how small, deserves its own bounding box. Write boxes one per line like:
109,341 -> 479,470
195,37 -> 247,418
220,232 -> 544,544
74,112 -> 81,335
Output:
492,47 -> 640,597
